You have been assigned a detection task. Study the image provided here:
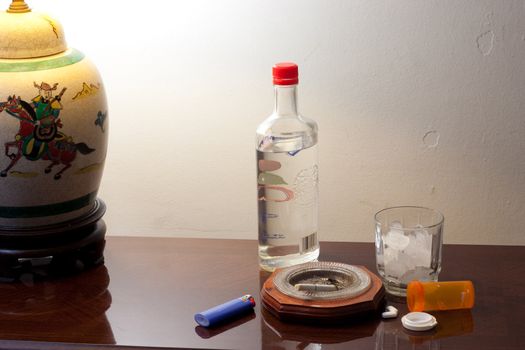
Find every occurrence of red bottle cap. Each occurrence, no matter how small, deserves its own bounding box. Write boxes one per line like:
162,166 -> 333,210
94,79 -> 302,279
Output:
273,62 -> 299,85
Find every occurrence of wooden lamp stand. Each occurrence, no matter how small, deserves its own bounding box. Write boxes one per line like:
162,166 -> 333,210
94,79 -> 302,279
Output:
0,200 -> 106,281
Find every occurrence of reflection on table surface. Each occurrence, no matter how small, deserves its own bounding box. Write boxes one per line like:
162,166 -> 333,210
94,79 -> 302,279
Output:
260,301 -> 473,349
375,309 -> 474,350
0,265 -> 114,344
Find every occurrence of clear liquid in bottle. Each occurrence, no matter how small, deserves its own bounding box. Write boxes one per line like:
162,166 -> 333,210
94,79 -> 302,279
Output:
256,62 -> 319,271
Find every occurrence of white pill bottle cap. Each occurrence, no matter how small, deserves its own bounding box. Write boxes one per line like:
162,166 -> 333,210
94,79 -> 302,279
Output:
401,312 -> 438,331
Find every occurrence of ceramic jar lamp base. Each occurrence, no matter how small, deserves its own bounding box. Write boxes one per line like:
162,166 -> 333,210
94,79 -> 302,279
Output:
0,0 -> 109,281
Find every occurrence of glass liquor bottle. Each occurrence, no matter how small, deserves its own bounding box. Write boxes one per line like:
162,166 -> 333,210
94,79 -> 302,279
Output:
256,62 -> 319,272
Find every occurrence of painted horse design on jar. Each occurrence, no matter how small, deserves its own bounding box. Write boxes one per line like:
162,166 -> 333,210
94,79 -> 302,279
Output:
0,84 -> 95,180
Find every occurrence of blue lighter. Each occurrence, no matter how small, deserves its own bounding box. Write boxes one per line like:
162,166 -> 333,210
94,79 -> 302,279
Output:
194,294 -> 256,328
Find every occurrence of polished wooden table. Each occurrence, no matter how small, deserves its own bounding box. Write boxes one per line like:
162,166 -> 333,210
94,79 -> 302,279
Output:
0,237 -> 523,350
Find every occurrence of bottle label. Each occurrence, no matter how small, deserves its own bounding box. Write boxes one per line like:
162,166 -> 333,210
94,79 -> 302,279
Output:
301,232 -> 318,252
257,146 -> 318,244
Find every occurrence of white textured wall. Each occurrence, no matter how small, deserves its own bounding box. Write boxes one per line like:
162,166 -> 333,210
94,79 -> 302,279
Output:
30,0 -> 525,244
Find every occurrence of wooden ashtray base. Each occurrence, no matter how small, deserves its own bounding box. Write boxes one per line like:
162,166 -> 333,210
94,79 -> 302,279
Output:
261,265 -> 385,323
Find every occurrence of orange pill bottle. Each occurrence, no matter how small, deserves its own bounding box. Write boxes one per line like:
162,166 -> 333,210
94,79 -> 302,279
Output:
407,281 -> 475,312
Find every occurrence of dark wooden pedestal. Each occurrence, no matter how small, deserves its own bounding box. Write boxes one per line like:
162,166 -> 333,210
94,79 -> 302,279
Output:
0,199 -> 106,281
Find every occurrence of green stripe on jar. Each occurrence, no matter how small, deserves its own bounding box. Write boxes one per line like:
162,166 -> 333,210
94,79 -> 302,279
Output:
0,192 -> 97,218
0,48 -> 85,72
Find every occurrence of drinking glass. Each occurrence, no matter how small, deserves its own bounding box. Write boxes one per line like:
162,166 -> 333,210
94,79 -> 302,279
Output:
375,206 -> 444,297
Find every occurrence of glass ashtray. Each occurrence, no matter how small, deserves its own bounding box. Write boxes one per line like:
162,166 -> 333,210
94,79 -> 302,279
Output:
273,261 -> 372,301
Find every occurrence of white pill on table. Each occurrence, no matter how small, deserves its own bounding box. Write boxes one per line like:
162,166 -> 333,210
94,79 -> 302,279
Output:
382,305 -> 399,319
